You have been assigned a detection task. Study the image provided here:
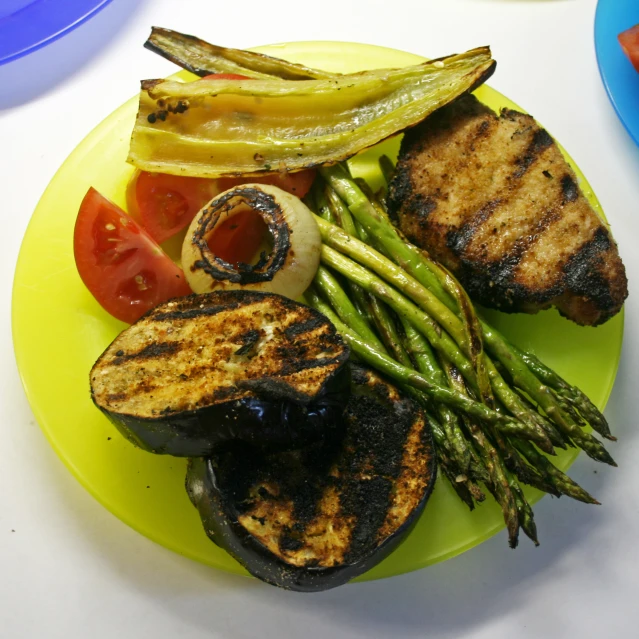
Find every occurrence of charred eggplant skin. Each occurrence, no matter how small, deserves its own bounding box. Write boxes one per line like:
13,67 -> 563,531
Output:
187,456 -> 434,592
187,457 -> 342,591
98,366 -> 350,456
186,367 -> 437,592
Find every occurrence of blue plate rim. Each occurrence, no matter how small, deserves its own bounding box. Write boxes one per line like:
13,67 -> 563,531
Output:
594,0 -> 639,146
0,0 -> 113,66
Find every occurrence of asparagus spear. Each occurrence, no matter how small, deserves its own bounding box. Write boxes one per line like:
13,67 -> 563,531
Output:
312,182 -> 337,225
314,266 -> 387,354
513,439 -> 600,505
424,410 -> 485,509
508,472 -> 539,546
401,319 -> 479,477
483,327 -> 616,466
304,287 -> 522,430
369,300 -> 414,367
511,344 -> 614,441
443,361 -> 521,548
488,424 -> 561,498
314,185 -> 375,327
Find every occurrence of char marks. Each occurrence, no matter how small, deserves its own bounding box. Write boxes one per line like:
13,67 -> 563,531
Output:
217,367 -> 435,570
388,94 -> 627,326
91,291 -> 350,418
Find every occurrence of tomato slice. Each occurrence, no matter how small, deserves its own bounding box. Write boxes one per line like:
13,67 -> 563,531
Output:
217,169 -> 317,199
74,188 -> 192,324
619,24 -> 639,73
130,171 -> 217,244
208,208 -> 269,266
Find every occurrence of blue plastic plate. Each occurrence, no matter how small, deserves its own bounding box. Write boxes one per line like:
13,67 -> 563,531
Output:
595,0 -> 639,145
0,0 -> 113,66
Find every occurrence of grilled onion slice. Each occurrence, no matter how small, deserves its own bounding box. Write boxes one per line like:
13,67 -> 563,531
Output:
182,183 -> 320,299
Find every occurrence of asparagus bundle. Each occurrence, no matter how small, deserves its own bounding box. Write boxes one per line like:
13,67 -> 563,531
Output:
304,160 -> 609,547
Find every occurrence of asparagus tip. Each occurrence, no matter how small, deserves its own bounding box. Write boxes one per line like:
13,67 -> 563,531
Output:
521,521 -> 540,546
508,529 -> 520,549
601,452 -> 618,468
536,436 -> 556,456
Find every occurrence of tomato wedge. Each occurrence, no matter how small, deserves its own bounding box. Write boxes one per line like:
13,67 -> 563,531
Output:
619,24 -> 639,73
129,171 -> 217,244
217,169 -> 317,199
74,188 -> 191,324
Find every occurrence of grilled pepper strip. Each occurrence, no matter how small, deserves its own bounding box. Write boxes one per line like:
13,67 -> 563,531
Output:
145,27 -> 337,80
128,48 -> 495,178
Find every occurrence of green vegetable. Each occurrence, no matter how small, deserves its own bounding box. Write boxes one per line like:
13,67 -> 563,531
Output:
304,287 -> 527,433
128,48 -> 495,177
145,27 -> 337,80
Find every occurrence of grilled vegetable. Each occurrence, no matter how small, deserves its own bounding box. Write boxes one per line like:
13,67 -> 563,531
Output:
186,365 -> 437,591
90,291 -> 350,456
127,47 -> 496,178
126,170 -> 218,244
74,188 -> 192,324
145,27 -> 337,80
182,184 -> 321,300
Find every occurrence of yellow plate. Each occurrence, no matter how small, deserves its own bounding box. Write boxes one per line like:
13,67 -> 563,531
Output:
12,42 -> 623,580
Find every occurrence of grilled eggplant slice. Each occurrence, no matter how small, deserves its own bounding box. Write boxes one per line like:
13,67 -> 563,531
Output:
90,291 -> 350,456
186,365 -> 437,591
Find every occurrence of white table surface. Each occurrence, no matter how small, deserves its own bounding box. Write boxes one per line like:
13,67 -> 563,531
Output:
2,0 -> 638,637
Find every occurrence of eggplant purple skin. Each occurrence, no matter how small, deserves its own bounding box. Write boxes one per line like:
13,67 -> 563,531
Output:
96,364 -> 351,457
185,441 -> 437,592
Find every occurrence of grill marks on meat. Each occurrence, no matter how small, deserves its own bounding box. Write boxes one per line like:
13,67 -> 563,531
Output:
388,94 -> 627,326
91,290 -> 349,419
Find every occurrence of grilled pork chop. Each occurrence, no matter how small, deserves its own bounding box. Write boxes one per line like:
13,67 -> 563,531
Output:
388,94 -> 628,326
